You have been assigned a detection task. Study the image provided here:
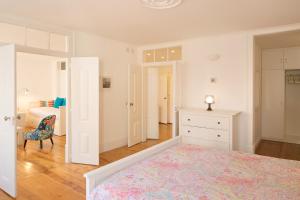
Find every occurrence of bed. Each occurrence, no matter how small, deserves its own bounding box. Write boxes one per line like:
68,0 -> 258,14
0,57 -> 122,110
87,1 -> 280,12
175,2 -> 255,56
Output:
85,136 -> 300,200
26,106 -> 66,136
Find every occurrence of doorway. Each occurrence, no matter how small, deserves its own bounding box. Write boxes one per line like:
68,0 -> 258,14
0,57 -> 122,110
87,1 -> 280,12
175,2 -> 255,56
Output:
253,30 -> 300,161
143,65 -> 175,142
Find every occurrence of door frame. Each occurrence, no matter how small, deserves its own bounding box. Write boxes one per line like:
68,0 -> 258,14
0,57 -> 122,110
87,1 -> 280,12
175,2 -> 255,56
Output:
141,61 -> 179,142
14,46 -> 72,163
250,24 -> 300,153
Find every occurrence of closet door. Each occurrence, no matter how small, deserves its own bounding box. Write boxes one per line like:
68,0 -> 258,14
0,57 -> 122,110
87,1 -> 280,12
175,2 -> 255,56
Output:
262,69 -> 285,140
262,49 -> 284,70
285,47 -> 300,69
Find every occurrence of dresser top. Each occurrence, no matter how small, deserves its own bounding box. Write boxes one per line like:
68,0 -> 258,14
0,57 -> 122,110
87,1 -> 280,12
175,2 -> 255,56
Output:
179,107 -> 241,116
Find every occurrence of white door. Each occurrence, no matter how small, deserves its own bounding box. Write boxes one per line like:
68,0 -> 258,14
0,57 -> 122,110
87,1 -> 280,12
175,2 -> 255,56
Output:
172,62 -> 181,137
0,44 -> 16,197
128,64 -> 142,147
262,69 -> 285,140
167,75 -> 173,124
71,57 -> 99,165
147,68 -> 159,139
159,75 -> 168,124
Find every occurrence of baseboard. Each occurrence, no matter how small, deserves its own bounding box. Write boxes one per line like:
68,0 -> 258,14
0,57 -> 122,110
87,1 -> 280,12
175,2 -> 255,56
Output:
261,136 -> 300,145
100,137 -> 128,153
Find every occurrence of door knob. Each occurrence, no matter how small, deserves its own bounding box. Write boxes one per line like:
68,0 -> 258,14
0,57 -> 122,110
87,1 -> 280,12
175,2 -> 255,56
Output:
130,103 -> 134,106
4,116 -> 11,121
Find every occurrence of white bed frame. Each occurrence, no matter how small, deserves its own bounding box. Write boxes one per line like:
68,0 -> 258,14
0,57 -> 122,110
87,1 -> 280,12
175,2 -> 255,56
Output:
84,136 -> 183,200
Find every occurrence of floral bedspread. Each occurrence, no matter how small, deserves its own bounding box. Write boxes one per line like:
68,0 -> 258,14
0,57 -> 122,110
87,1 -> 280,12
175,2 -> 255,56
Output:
91,144 -> 300,200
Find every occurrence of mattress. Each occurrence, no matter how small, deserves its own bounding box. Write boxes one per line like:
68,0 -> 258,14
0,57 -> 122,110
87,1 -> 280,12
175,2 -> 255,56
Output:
91,144 -> 300,200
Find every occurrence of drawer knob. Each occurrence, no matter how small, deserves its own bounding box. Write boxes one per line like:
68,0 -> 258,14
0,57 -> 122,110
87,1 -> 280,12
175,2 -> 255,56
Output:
217,134 -> 221,137
187,118 -> 191,121
187,130 -> 191,133
217,122 -> 221,125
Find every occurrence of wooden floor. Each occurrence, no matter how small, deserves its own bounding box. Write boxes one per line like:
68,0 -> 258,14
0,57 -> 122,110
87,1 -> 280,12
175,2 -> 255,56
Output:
256,140 -> 300,161
0,124 -> 172,200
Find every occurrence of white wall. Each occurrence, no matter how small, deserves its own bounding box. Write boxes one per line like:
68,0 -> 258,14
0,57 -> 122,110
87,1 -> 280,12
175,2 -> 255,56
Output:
73,31 -> 137,152
16,52 -> 66,112
138,33 -> 252,152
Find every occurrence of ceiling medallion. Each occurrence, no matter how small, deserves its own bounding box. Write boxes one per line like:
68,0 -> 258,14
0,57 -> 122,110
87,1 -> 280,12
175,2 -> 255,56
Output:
140,0 -> 183,9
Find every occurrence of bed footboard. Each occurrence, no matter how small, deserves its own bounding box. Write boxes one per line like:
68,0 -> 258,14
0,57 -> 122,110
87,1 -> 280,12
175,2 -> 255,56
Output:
84,136 -> 182,200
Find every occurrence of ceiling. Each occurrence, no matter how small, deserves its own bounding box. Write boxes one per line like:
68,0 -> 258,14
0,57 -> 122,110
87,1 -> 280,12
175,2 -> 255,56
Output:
0,0 -> 300,45
256,30 -> 300,49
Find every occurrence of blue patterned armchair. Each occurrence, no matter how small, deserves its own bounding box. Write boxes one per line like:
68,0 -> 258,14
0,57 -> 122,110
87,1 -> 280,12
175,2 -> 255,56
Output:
24,115 -> 56,149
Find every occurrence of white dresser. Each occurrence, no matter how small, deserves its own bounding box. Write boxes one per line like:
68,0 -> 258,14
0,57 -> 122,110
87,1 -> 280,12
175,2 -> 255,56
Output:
179,108 -> 240,151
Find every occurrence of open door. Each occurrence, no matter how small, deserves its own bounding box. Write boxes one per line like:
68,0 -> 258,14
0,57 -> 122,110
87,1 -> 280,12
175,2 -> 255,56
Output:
147,68 -> 159,139
159,75 -> 168,124
0,44 -> 17,197
128,64 -> 142,147
70,57 -> 99,165
172,62 -> 182,137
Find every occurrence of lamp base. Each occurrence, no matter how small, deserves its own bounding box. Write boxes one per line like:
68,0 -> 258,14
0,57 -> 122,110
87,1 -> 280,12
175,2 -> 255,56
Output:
207,103 -> 213,111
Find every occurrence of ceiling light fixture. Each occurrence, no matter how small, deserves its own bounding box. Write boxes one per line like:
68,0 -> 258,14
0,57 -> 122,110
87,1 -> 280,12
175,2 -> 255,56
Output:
140,0 -> 182,9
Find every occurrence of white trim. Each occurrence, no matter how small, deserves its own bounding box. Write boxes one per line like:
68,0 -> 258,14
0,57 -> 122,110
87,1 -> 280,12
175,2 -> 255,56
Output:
141,62 -> 178,141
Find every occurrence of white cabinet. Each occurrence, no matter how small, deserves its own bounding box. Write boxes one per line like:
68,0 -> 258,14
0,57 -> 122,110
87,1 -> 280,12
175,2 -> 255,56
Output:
50,33 -> 68,52
261,69 -> 285,140
262,49 -> 284,70
179,109 -> 240,151
0,23 -> 25,45
26,28 -> 49,49
284,47 -> 300,69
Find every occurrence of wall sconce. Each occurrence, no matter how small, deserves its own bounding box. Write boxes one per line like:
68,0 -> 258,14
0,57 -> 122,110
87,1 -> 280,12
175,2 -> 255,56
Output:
205,95 -> 215,111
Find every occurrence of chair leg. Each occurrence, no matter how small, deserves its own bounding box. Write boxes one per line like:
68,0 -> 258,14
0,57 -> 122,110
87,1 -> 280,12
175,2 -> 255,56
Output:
50,137 -> 54,145
24,140 -> 27,149
40,140 -> 43,149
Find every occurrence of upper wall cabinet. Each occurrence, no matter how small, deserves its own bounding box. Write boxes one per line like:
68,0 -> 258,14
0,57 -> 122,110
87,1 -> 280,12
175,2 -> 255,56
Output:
284,47 -> 300,69
262,49 -> 284,70
50,33 -> 68,52
0,23 -> 25,45
26,28 -> 50,49
0,22 -> 69,53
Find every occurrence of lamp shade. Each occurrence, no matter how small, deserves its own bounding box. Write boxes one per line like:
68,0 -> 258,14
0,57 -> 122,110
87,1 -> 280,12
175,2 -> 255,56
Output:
205,95 -> 215,104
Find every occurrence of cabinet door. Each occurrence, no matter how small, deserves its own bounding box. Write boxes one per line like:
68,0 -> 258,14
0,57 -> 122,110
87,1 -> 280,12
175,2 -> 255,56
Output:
261,69 -> 285,140
26,28 -> 49,49
262,49 -> 284,70
49,33 -> 68,52
285,47 -> 300,69
0,23 -> 25,45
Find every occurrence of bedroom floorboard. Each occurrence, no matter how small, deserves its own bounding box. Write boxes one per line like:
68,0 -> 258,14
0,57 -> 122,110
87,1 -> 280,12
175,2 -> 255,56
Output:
0,124 -> 172,200
256,140 -> 300,161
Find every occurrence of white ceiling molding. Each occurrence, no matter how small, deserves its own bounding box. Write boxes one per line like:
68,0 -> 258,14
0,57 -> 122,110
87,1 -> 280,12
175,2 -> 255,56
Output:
140,0 -> 182,9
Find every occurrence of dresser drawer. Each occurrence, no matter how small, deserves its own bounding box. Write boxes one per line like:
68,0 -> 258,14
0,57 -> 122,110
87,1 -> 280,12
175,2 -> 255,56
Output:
181,126 -> 229,143
181,114 -> 229,130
